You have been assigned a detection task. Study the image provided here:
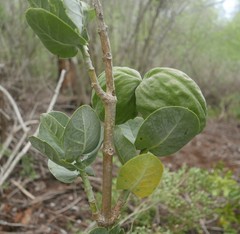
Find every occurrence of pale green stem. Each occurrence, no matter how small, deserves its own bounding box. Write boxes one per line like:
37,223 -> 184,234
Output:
79,169 -> 99,220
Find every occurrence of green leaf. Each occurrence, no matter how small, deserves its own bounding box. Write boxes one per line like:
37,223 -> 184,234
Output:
116,153 -> 164,198
28,0 -> 50,9
114,126 -> 138,164
89,227 -> 109,234
28,0 -> 80,31
30,106 -> 101,168
48,111 -> 69,127
80,126 -> 103,166
48,159 -> 79,183
38,113 -> 65,154
29,136 -> 63,164
114,117 -> 144,164
135,106 -> 200,156
118,117 -> 144,144
49,0 -> 79,29
88,226 -> 124,234
62,0 -> 84,33
85,166 -> 95,176
29,136 -> 77,171
25,8 -> 87,58
92,67 -> 142,124
63,105 -> 101,162
135,67 -> 207,131
109,225 -> 125,234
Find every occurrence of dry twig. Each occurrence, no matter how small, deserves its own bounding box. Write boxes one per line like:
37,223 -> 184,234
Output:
11,179 -> 36,200
0,85 -> 28,132
0,70 -> 66,187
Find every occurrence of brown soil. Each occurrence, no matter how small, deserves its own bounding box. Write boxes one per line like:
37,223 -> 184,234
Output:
0,118 -> 239,234
163,118 -> 240,177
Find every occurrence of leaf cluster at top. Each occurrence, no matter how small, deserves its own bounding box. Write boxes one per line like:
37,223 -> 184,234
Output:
26,0 -> 95,57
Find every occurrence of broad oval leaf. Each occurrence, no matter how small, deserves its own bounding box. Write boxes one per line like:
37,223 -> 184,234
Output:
29,136 -> 63,164
39,113 -> 65,147
29,136 -> 77,170
135,106 -> 200,156
48,159 -> 79,183
116,153 -> 164,198
25,8 -> 87,58
63,105 -> 101,162
28,0 -> 80,31
30,106 -> 102,168
48,111 -> 69,128
92,67 -> 142,124
135,67 -> 207,131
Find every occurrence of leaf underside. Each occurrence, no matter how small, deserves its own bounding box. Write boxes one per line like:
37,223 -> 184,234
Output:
48,159 -> 79,183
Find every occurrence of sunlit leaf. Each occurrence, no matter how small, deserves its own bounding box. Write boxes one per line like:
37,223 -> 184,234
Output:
135,106 -> 200,156
116,153 -> 164,198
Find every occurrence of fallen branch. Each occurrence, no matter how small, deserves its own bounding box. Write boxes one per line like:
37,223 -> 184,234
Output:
0,85 -> 28,132
0,220 -> 35,228
55,197 -> 82,214
11,179 -> 36,200
0,124 -> 15,161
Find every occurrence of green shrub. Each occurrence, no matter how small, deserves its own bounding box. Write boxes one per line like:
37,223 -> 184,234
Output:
122,165 -> 240,234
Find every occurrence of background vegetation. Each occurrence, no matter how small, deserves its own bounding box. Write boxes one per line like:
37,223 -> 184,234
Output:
1,0 -> 240,117
0,0 -> 240,233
